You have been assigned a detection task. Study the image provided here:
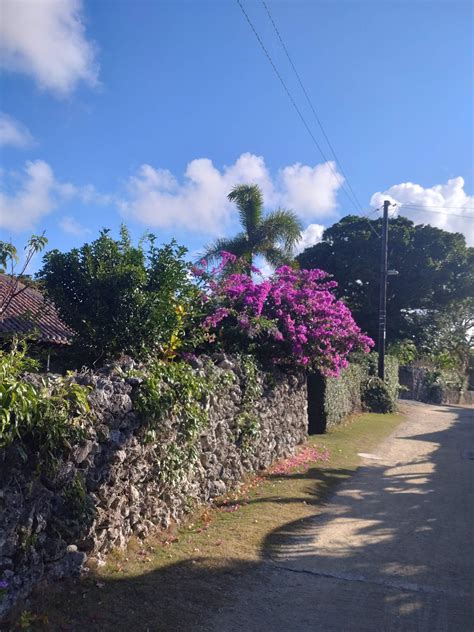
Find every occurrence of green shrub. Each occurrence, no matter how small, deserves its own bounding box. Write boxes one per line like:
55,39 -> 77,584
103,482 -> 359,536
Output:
361,352 -> 399,405
384,355 -> 400,404
309,354 -> 399,432
361,376 -> 395,413
39,227 -> 199,365
0,340 -> 91,460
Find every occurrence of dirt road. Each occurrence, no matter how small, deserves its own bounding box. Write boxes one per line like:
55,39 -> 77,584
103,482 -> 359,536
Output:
205,402 -> 474,632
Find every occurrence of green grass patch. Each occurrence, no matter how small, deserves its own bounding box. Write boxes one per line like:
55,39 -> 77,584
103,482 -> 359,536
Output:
18,411 -> 403,632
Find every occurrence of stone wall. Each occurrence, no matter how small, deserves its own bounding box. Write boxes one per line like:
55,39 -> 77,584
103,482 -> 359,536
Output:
0,357 -> 307,618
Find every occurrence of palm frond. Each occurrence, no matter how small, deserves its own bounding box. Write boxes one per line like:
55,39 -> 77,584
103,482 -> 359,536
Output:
257,209 -> 302,250
199,233 -> 250,265
260,246 -> 295,270
228,185 -> 263,237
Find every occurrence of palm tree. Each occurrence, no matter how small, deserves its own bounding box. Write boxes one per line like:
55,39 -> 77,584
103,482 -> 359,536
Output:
202,185 -> 302,270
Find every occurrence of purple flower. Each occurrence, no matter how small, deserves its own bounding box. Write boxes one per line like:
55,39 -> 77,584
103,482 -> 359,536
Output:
203,307 -> 230,329
197,253 -> 374,375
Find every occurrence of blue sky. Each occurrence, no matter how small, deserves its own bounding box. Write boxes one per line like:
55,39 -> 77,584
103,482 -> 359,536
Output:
1,0 -> 473,272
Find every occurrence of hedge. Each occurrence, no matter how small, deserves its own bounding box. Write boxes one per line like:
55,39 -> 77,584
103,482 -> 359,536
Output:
308,354 -> 399,434
324,364 -> 365,428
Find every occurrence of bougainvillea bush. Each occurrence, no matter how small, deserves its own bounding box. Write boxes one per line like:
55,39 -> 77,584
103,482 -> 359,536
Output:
191,253 -> 374,376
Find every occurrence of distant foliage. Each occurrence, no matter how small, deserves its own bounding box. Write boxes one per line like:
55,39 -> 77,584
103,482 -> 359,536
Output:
417,298 -> 474,373
39,227 -> 198,364
388,339 -> 418,366
193,252 -> 374,376
420,366 -> 467,404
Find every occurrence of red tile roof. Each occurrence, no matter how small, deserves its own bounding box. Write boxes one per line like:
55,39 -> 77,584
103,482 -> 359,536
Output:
0,274 -> 73,345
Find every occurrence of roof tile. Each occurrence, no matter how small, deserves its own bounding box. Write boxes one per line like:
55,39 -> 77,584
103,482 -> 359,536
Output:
0,274 -> 73,345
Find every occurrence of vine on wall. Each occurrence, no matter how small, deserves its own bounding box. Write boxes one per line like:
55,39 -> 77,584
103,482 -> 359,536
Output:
235,355 -> 263,454
134,359 -> 232,483
133,355 -> 267,479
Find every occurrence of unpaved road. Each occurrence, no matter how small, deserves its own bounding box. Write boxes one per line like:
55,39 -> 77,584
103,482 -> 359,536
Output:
205,402 -> 474,632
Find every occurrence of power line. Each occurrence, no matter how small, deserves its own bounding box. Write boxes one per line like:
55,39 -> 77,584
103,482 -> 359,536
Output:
235,0 -> 359,214
396,205 -> 474,220
360,207 -> 382,236
399,203 -> 474,211
235,0 -> 381,239
362,206 -> 382,218
261,0 -> 364,214
237,1 -> 474,239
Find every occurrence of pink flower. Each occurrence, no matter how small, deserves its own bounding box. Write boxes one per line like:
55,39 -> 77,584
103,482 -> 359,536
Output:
196,253 -> 374,375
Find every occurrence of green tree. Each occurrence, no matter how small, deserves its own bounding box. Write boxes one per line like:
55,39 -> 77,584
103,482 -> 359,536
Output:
202,184 -> 302,269
38,227 -> 198,364
296,215 -> 474,346
415,298 -> 474,371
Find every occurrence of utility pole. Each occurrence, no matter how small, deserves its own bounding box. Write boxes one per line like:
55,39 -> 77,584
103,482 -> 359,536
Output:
378,200 -> 391,380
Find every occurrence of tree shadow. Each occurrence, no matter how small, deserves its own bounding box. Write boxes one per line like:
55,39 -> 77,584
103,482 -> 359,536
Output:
255,403 -> 474,631
12,404 -> 474,631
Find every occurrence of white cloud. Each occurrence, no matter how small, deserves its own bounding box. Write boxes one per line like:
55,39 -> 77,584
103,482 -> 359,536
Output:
294,223 -> 325,254
59,215 -> 90,236
120,153 -> 343,234
0,160 -> 109,232
371,177 -> 474,245
0,160 -> 56,231
0,0 -> 98,96
280,162 -> 343,219
56,181 -> 112,206
0,112 -> 35,148
0,155 -> 341,241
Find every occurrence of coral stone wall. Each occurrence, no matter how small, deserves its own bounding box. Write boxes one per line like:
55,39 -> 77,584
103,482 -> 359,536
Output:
0,357 -> 307,618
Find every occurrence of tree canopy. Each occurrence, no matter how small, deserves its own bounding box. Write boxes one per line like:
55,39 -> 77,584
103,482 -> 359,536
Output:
38,227 -> 198,364
296,215 -> 474,349
202,184 -> 302,269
